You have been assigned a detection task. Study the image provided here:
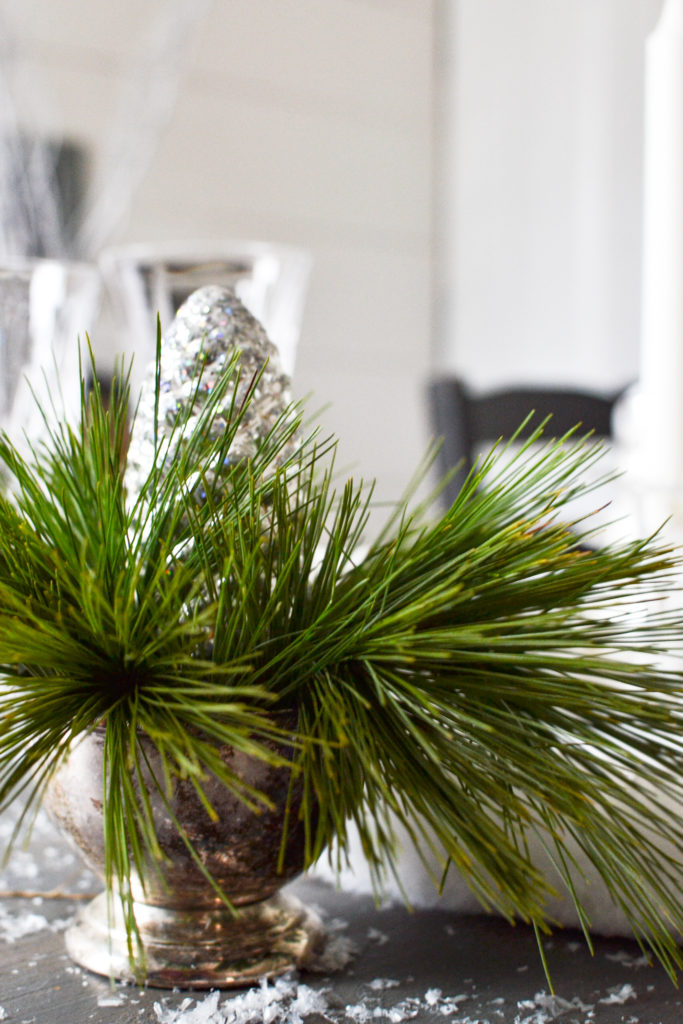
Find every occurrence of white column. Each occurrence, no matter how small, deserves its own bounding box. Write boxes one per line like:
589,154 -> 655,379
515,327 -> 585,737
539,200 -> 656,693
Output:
639,0 -> 683,492
432,0 -> 459,372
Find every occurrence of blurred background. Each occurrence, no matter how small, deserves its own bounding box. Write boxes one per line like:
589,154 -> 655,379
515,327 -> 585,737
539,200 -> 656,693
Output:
0,0 -> 672,520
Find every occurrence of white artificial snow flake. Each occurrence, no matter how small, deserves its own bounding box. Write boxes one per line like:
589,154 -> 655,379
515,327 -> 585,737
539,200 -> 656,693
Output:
97,993 -> 127,1007
385,1008 -> 409,1023
7,857 -> 39,880
437,994 -> 469,1017
286,982 -> 329,1024
49,916 -> 72,933
367,927 -> 389,946
326,917 -> 350,932
0,904 -> 50,942
515,990 -> 594,1023
304,930 -> 357,973
599,982 -> 637,1005
345,1002 -> 374,1023
424,988 -> 441,1006
605,950 -> 651,969
154,990 -> 221,1024
152,973 -> 479,1024
154,977 -> 330,1024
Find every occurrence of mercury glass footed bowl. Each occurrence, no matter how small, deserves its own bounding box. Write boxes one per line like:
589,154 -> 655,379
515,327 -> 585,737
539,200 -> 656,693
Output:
44,726 -> 324,988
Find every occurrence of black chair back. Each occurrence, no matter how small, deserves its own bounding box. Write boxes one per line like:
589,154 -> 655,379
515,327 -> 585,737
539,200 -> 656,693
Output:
428,377 -> 630,507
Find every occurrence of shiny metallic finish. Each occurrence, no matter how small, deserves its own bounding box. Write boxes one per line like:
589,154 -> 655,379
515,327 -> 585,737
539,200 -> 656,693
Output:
124,285 -> 300,506
65,889 -> 323,989
45,727 -> 324,987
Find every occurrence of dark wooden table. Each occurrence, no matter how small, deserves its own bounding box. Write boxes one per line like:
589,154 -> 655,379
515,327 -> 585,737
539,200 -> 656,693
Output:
1,802 -> 682,1023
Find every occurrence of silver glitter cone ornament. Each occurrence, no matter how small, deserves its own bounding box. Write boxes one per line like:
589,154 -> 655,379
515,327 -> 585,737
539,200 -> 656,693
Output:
125,285 -> 297,502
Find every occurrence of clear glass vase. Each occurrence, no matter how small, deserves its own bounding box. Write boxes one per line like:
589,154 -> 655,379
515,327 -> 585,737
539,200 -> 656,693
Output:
0,258 -> 101,445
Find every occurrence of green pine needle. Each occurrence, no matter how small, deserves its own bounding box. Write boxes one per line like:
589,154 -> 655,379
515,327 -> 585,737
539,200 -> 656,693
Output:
1,339 -> 683,981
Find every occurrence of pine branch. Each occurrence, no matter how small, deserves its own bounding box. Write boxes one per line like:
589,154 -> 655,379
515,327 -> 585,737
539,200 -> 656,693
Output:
1,344 -> 683,979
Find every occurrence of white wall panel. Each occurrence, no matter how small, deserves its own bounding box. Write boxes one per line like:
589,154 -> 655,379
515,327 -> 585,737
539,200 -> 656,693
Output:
435,0 -> 663,394
2,0 -> 434,513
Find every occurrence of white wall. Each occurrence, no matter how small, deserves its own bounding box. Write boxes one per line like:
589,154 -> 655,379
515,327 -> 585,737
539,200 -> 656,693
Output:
5,0 -> 665,508
3,0 -> 435,518
434,0 -> 663,393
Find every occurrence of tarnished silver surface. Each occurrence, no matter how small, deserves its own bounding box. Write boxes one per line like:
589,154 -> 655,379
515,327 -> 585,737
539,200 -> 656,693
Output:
66,889 -> 324,989
45,727 -> 323,986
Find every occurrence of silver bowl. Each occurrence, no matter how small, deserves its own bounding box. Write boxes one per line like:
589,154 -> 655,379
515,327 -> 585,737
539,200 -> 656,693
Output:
45,726 -> 324,988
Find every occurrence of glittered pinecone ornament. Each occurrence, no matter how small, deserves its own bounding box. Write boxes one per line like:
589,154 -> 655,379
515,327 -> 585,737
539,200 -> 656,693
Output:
125,285 -> 298,504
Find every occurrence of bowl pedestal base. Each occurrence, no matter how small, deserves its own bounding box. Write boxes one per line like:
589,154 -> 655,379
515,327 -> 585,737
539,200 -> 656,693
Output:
65,889 -> 325,989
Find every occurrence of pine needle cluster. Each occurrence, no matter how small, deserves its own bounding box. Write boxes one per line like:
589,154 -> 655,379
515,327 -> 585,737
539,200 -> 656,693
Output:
2,340 -> 683,978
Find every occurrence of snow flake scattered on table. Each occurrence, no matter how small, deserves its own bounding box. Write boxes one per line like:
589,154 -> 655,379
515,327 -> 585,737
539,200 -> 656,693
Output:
98,992 -> 127,1007
515,990 -> 594,1023
0,795 -> 98,915
0,901 -> 71,943
0,903 -> 50,942
0,1006 -> 6,1020
154,977 -> 327,1024
324,916 -> 350,934
153,975 -> 474,1024
0,801 -> 78,887
330,986 -> 469,1024
598,982 -> 637,1005
0,892 -> 73,937
305,929 -> 357,974
605,949 -> 652,969
301,911 -> 356,974
147,972 -> 653,1024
